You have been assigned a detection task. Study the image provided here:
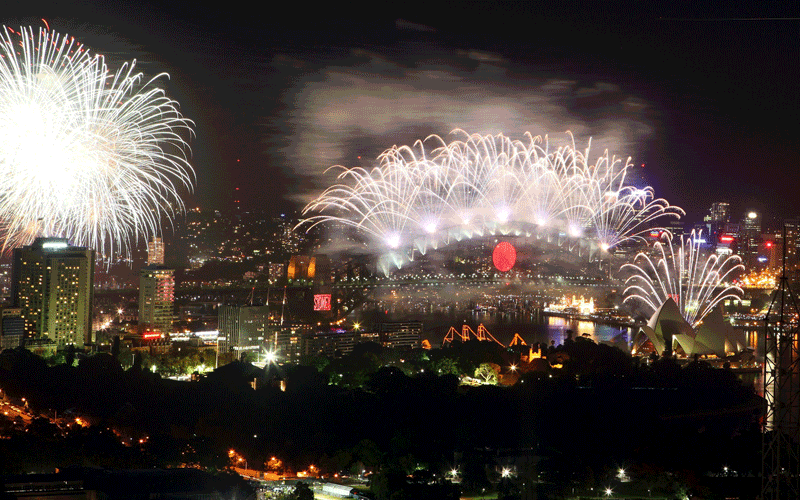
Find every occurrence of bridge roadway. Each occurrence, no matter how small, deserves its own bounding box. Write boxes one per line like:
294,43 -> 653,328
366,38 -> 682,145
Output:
94,276 -> 615,297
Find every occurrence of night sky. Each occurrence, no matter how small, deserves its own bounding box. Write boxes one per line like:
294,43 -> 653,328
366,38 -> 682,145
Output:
7,1 -> 800,225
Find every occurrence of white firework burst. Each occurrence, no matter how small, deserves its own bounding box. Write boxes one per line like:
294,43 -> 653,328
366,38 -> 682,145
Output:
0,26 -> 193,256
301,130 -> 682,264
621,230 -> 744,326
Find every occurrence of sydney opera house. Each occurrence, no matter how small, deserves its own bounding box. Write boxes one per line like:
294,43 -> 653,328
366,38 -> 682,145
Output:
632,298 -> 747,358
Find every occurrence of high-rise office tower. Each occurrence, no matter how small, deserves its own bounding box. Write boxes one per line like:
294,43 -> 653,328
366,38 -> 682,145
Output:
0,307 -> 24,350
783,217 -> 799,270
12,238 -> 95,347
740,210 -> 762,268
218,304 -> 269,352
273,326 -> 304,363
742,210 -> 762,236
710,202 -> 731,223
147,237 -> 165,265
138,265 -> 175,334
704,202 -> 731,248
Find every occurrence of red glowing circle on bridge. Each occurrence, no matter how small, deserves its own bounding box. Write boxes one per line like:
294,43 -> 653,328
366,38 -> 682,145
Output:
492,241 -> 516,272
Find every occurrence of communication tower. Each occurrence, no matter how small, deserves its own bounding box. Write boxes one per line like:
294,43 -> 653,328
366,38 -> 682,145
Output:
762,226 -> 800,500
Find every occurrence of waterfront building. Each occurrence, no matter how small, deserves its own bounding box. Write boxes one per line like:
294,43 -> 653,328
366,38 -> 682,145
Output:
632,298 -> 745,358
378,321 -> 422,350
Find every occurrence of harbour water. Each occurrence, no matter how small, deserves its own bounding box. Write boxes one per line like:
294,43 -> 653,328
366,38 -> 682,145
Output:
423,310 -> 763,350
420,310 -> 764,393
423,310 -> 633,349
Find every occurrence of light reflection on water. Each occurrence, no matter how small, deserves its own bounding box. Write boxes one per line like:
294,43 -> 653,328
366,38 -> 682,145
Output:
461,311 -> 765,356
426,311 -> 766,394
454,311 -> 632,348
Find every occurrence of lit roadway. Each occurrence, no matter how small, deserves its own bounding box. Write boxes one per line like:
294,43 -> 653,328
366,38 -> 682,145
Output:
0,399 -> 32,425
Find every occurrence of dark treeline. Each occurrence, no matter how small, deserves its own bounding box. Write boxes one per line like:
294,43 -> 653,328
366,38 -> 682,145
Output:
0,338 -> 762,499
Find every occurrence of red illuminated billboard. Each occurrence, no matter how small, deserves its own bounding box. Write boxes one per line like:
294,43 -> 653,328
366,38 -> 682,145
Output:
314,294 -> 332,311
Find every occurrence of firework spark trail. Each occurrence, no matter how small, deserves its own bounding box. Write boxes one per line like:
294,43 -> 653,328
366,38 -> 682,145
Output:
301,130 -> 683,263
0,26 -> 193,256
621,230 -> 744,326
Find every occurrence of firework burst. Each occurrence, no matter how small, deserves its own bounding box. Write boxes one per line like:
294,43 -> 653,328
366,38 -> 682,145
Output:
0,26 -> 193,256
621,230 -> 744,326
301,130 -> 682,265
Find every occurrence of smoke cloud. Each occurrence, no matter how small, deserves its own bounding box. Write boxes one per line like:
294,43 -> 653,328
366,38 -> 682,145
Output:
279,47 -> 653,204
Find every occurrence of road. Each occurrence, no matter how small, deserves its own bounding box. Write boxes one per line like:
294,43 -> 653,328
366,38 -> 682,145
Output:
0,399 -> 32,424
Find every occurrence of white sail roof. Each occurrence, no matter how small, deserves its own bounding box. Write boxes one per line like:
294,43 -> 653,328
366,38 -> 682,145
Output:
635,298 -> 745,358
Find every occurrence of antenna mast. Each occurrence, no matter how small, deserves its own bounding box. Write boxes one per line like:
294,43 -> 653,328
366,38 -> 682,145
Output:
762,224 -> 800,500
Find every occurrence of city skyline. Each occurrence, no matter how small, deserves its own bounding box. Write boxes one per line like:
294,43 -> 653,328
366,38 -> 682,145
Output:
4,2 -> 798,226
1,4 -> 797,499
